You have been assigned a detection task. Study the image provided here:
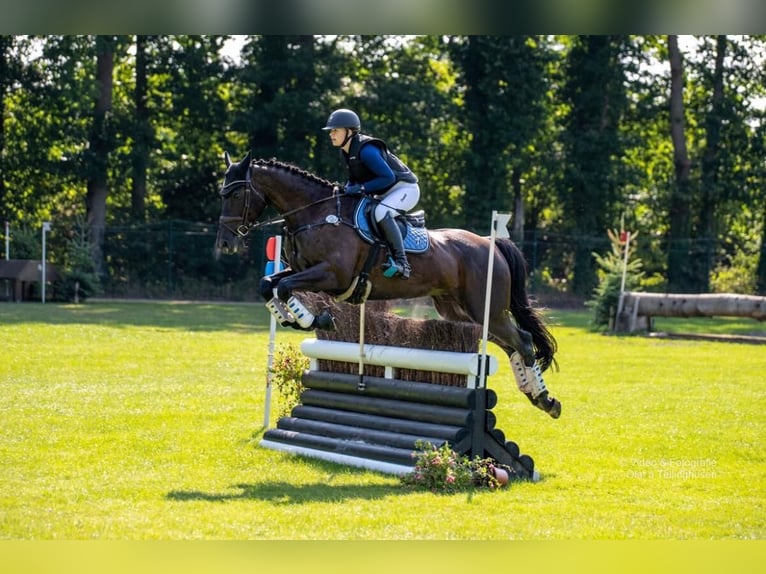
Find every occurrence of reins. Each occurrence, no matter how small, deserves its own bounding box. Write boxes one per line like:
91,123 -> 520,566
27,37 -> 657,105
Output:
219,165 -> 348,239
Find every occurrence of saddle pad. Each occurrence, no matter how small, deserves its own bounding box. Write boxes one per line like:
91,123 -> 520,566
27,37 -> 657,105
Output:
353,197 -> 430,253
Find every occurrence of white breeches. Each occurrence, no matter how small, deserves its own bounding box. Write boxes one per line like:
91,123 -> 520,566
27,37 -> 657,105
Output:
373,181 -> 420,222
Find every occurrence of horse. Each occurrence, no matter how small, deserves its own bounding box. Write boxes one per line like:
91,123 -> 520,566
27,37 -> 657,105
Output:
215,152 -> 561,418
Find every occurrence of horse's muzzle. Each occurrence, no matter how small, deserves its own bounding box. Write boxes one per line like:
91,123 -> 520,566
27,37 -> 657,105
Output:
216,237 -> 240,255
218,242 -> 236,255
215,228 -> 241,255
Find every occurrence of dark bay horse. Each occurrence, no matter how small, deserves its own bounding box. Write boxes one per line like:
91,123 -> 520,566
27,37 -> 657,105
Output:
216,152 -> 561,418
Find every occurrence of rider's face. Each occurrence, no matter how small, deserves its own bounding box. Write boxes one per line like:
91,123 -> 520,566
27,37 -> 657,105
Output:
328,128 -> 347,148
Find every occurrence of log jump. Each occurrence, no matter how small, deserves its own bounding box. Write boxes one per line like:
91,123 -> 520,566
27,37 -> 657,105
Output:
616,292 -> 766,333
260,338 -> 538,480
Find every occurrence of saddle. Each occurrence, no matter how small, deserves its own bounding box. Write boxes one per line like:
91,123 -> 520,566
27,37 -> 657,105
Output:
352,197 -> 430,253
336,197 -> 430,305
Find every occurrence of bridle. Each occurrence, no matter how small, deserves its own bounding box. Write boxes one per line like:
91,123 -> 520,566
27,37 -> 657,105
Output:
218,166 -> 272,238
218,164 -> 346,239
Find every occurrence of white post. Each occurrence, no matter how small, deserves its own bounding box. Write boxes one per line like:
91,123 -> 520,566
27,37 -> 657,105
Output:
263,235 -> 283,428
4,221 -> 9,301
478,211 -> 511,389
41,222 -> 51,304
616,231 -> 631,323
357,301 -> 366,391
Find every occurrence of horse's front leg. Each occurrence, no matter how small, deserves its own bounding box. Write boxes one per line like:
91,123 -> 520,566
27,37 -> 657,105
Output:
259,267 -> 294,299
259,268 -> 301,327
265,263 -> 338,331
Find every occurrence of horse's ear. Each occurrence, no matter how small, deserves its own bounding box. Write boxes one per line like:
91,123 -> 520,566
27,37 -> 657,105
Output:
243,150 -> 252,165
224,151 -> 232,167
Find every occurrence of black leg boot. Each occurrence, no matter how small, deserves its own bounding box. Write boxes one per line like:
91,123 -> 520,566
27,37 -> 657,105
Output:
378,213 -> 411,279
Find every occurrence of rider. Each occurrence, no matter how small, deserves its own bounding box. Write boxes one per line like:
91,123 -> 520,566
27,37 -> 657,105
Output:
323,108 -> 420,279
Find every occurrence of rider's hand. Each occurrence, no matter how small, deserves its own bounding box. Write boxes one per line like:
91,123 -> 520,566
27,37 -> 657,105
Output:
344,183 -> 363,196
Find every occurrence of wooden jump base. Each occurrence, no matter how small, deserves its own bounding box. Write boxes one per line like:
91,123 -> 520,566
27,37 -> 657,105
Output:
260,339 -> 538,480
616,292 -> 766,333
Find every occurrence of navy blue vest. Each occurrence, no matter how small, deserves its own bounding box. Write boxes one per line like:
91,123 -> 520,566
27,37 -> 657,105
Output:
343,134 -> 418,191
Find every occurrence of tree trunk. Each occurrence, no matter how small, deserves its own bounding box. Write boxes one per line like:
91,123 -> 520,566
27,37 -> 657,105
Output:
511,166 -> 524,243
0,36 -> 10,218
666,35 -> 694,292
248,36 -> 281,155
285,35 -> 315,167
696,35 -> 727,292
460,36 -> 510,233
86,35 -> 115,276
756,199 -> 766,295
131,35 -> 150,221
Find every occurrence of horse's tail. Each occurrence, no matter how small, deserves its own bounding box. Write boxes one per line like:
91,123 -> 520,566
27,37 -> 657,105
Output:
495,238 -> 558,372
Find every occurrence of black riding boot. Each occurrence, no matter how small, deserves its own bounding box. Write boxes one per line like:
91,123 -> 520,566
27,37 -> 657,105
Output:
378,213 -> 410,279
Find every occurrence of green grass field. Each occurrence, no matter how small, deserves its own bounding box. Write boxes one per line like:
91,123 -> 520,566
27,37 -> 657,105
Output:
1,301 -> 764,540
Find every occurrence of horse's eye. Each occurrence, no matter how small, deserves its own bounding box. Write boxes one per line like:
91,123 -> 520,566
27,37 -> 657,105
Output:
232,190 -> 241,200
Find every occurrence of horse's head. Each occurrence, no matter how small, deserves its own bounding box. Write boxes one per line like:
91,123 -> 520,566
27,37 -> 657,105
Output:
215,151 -> 267,255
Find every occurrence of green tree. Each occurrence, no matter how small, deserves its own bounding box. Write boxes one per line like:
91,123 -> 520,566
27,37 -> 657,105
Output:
559,35 -> 631,296
152,35 -> 230,222
233,35 -> 342,177
449,36 -> 550,234
0,35 -> 14,221
341,35 -> 464,227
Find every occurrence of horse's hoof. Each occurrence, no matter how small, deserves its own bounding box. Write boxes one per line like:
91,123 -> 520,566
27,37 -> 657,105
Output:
546,397 -> 562,419
313,310 -> 336,331
526,392 -> 561,419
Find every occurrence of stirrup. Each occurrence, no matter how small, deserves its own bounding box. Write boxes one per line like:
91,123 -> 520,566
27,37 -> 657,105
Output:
382,256 -> 410,279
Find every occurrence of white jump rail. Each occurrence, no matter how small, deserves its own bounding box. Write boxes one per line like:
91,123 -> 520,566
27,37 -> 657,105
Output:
300,338 -> 498,388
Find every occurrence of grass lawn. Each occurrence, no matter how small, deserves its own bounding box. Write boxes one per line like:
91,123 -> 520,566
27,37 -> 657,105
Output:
0,300 -> 764,540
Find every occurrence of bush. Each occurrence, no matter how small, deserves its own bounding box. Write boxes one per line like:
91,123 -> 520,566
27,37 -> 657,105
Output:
52,218 -> 100,302
587,229 -> 644,328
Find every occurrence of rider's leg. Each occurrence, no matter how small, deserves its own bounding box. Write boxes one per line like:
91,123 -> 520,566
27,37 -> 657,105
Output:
377,213 -> 410,279
374,182 -> 420,279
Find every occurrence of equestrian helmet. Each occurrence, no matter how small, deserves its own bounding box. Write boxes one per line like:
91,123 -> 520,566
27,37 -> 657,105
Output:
323,108 -> 361,131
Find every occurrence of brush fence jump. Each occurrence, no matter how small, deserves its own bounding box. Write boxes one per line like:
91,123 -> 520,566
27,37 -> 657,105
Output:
617,292 -> 766,333
260,339 -> 538,480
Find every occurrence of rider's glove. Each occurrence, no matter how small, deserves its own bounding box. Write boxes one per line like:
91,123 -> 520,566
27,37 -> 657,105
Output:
344,183 -> 364,196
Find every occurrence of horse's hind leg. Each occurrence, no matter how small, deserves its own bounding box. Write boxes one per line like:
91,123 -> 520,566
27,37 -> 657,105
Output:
487,311 -> 561,419
435,291 -> 561,420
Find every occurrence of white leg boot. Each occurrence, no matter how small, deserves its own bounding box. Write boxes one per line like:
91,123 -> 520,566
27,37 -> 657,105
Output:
510,352 -> 561,419
286,296 -> 316,329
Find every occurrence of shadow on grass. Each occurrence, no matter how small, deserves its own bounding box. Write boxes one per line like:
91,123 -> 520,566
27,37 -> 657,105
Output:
0,300 -> 275,332
166,480 -> 399,505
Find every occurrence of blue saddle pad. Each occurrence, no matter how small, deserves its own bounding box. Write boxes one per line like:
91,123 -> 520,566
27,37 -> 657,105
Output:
353,197 -> 430,253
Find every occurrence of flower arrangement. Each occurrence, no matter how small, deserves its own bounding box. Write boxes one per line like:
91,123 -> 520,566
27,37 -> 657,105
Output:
400,440 -> 513,493
269,343 -> 309,418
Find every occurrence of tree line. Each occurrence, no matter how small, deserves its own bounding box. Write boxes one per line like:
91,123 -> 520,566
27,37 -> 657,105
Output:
1,35 -> 764,300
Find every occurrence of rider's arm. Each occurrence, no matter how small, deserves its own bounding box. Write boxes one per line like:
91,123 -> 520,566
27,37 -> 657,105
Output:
358,144 -> 395,193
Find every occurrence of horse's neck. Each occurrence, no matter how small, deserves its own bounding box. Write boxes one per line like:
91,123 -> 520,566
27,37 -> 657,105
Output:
259,172 -> 337,225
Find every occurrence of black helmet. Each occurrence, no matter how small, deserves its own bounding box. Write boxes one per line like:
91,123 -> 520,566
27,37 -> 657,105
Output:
323,108 -> 361,131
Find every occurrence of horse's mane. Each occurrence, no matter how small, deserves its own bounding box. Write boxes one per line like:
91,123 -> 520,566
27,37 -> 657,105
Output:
253,158 -> 337,189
